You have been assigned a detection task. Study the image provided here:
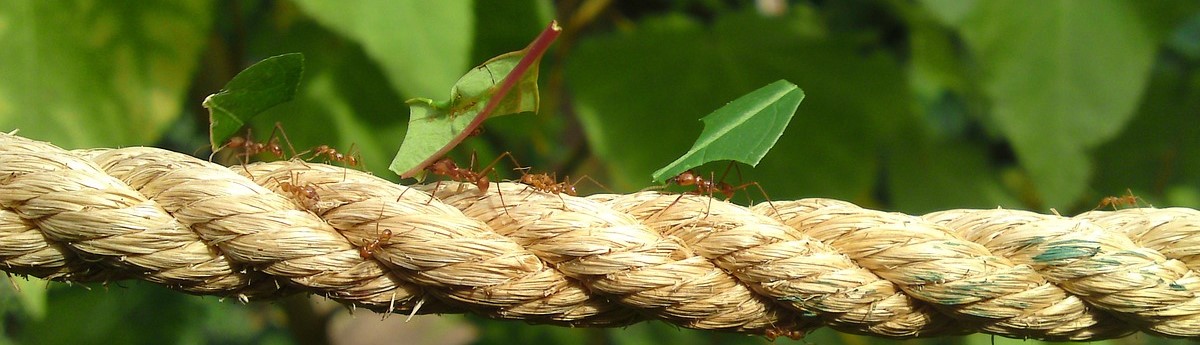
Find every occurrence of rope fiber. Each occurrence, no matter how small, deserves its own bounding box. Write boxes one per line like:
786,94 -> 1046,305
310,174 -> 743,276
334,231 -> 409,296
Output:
2,132 -> 1199,341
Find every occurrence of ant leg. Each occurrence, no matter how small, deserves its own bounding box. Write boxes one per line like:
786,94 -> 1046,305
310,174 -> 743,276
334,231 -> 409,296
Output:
653,192 -> 693,221
477,152 -> 517,217
717,161 -> 740,185
272,122 -> 299,159
733,181 -> 778,215
703,171 -> 718,219
569,175 -> 613,195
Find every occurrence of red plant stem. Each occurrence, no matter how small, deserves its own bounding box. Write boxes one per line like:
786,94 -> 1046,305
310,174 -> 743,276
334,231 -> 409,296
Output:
401,21 -> 562,178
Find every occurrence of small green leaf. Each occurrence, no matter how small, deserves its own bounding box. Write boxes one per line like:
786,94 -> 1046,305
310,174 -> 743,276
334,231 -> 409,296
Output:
390,21 -> 560,179
651,80 -> 804,183
203,53 -> 305,150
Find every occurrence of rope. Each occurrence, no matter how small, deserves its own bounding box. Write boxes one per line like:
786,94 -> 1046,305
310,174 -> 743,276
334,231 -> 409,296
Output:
1,132 -> 1198,341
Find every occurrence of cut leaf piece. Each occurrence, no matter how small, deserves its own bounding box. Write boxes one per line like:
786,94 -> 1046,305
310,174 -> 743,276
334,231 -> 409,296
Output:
391,21 -> 561,179
203,53 -> 305,150
651,80 -> 804,182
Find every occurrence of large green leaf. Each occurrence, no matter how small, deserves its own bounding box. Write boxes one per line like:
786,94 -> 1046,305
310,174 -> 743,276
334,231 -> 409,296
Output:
0,0 -> 213,148
292,0 -> 474,98
203,53 -> 305,150
390,22 -> 559,178
651,80 -> 804,182
952,0 -> 1158,207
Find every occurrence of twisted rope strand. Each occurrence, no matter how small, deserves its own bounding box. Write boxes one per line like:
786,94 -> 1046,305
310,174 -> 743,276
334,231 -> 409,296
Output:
3,132 -> 1200,340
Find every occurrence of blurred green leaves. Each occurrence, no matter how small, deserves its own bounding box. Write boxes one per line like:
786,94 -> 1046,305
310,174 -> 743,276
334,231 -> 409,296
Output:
570,11 -> 914,202
0,0 -> 213,149
291,0 -> 473,98
953,0 -> 1160,207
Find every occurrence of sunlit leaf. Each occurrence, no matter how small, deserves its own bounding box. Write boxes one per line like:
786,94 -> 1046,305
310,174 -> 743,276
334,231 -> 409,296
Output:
651,80 -> 804,183
203,53 -> 305,150
390,21 -> 560,179
953,0 -> 1157,207
0,0 -> 213,148
292,0 -> 473,98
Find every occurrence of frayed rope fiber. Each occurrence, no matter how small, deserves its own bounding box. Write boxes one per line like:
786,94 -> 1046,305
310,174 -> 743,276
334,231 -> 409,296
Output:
2,132 -> 1200,341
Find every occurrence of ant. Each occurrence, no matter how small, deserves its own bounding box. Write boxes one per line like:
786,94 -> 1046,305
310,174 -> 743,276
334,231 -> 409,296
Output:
512,167 -> 609,208
662,162 -> 777,215
358,199 -> 395,259
424,152 -> 518,215
272,171 -> 321,209
358,229 -> 393,259
763,327 -> 805,341
1093,188 -> 1152,210
210,122 -> 297,164
305,143 -> 362,168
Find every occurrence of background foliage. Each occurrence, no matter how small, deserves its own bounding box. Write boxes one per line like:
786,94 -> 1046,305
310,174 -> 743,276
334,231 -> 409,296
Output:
1,1 -> 1199,344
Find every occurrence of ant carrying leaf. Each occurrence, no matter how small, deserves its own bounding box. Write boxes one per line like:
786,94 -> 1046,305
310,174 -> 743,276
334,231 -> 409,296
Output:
391,21 -> 562,179
660,161 -> 777,216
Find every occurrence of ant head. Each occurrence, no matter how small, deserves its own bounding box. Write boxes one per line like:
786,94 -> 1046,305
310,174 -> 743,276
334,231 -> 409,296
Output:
227,136 -> 247,147
428,158 -> 456,174
673,171 -> 698,186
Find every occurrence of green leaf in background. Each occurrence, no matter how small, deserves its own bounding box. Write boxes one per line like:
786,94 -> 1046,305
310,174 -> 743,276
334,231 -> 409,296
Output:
949,0 -> 1158,208
291,0 -> 473,98
651,80 -> 804,182
390,21 -> 560,179
203,53 -> 305,150
570,11 -> 914,201
0,0 -> 213,148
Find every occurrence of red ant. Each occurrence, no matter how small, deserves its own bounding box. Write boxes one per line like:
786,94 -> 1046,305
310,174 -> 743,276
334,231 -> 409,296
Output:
763,327 -> 805,341
358,228 -> 393,259
272,172 -> 321,209
662,162 -> 776,215
1094,188 -> 1151,210
357,196 -> 396,258
210,122 -> 297,164
306,143 -> 362,168
424,152 -> 517,215
512,167 -> 610,209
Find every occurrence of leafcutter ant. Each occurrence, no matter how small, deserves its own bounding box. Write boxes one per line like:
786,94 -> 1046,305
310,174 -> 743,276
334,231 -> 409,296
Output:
1093,188 -> 1151,210
424,152 -> 517,216
512,166 -> 609,209
358,199 -> 395,259
272,171 -> 321,209
210,122 -> 297,164
662,161 -> 776,216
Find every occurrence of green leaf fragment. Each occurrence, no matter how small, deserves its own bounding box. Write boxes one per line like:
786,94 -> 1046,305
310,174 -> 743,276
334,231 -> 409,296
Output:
651,80 -> 804,183
204,53 -> 305,150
